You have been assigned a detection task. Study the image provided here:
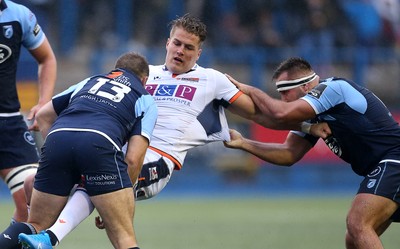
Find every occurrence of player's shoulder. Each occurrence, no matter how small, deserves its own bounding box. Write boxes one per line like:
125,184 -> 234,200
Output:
2,0 -> 32,18
195,65 -> 229,81
149,64 -> 163,70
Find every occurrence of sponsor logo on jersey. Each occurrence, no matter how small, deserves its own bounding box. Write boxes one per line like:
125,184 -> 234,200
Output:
145,84 -> 196,101
106,71 -> 123,79
178,77 -> 199,82
33,23 -> 41,36
308,84 -> 327,99
324,136 -> 342,157
0,44 -> 12,63
3,25 -> 13,38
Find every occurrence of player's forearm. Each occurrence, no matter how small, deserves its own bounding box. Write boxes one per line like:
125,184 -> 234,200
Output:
245,87 -> 289,128
240,138 -> 296,166
37,58 -> 57,105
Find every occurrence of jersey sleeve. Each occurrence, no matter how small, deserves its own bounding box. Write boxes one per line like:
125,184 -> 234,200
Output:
52,78 -> 89,115
211,69 -> 241,106
19,4 -> 45,49
130,94 -> 158,142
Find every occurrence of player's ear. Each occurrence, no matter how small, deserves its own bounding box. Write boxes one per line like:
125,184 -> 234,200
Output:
197,48 -> 202,61
141,76 -> 148,86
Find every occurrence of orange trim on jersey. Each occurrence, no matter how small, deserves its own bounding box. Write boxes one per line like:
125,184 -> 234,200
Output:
229,91 -> 243,104
148,146 -> 182,170
106,71 -> 123,79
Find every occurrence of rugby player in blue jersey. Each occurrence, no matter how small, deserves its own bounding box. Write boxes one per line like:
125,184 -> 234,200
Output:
224,57 -> 400,249
0,52 -> 157,249
0,0 -> 56,227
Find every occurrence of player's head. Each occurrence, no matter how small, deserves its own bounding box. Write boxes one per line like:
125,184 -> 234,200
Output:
272,57 -> 319,102
115,52 -> 149,86
165,13 -> 207,74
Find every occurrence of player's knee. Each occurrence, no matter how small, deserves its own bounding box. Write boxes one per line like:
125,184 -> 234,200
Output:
346,214 -> 364,240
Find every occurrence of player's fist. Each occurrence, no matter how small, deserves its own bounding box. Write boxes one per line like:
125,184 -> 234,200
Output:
310,122 -> 331,139
224,129 -> 244,149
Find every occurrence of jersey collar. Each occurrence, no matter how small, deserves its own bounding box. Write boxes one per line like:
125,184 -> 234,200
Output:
0,1 -> 7,14
163,64 -> 197,74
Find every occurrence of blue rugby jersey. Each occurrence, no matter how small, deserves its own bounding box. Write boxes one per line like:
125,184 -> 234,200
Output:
301,77 -> 400,176
50,68 -> 158,150
0,0 -> 45,113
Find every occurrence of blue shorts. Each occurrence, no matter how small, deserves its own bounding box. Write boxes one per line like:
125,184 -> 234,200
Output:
0,115 -> 39,169
34,131 -> 132,196
358,159 -> 400,222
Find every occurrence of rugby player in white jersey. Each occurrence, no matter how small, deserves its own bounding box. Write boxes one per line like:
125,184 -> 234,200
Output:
12,13 -> 274,248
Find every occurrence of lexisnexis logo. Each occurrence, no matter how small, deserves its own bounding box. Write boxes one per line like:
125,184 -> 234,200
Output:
86,174 -> 118,181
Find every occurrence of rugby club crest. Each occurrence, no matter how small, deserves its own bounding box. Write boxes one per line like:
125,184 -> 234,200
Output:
3,25 -> 13,39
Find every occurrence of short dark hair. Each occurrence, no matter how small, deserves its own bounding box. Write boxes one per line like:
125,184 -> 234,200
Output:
169,13 -> 207,44
272,57 -> 313,80
115,52 -> 149,79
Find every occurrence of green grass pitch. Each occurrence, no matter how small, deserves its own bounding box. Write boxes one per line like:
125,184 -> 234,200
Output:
1,196 -> 399,248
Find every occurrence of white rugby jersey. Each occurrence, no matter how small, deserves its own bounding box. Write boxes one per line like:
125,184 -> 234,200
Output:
145,64 -> 242,170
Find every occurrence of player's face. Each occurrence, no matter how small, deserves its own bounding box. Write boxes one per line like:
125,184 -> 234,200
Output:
276,71 -> 309,102
165,27 -> 202,74
279,87 -> 305,102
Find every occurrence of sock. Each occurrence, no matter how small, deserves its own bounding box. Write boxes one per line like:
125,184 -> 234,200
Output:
9,218 -> 16,225
45,230 -> 59,246
128,247 -> 140,249
0,222 -> 36,249
47,189 -> 94,245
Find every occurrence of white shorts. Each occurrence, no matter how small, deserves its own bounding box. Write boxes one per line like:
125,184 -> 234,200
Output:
135,148 -> 175,200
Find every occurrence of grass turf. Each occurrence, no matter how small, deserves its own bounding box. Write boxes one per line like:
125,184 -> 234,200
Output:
1,196 -> 399,249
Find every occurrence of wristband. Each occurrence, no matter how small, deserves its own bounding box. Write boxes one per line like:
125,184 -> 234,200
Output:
301,122 -> 311,134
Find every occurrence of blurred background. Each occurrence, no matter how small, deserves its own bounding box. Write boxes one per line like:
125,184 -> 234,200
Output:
2,0 -> 400,199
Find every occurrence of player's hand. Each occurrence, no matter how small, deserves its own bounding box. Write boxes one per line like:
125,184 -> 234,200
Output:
310,122 -> 331,139
95,216 -> 105,229
225,74 -> 251,94
223,129 -> 244,149
27,104 -> 42,131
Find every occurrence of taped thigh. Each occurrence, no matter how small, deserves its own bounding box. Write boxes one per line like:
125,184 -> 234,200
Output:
5,164 -> 38,194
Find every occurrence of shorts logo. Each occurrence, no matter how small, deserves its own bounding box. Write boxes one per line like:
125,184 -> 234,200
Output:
149,167 -> 158,181
85,174 -> 118,186
145,84 -> 196,101
367,166 -> 381,177
367,179 -> 376,189
24,131 -> 36,145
